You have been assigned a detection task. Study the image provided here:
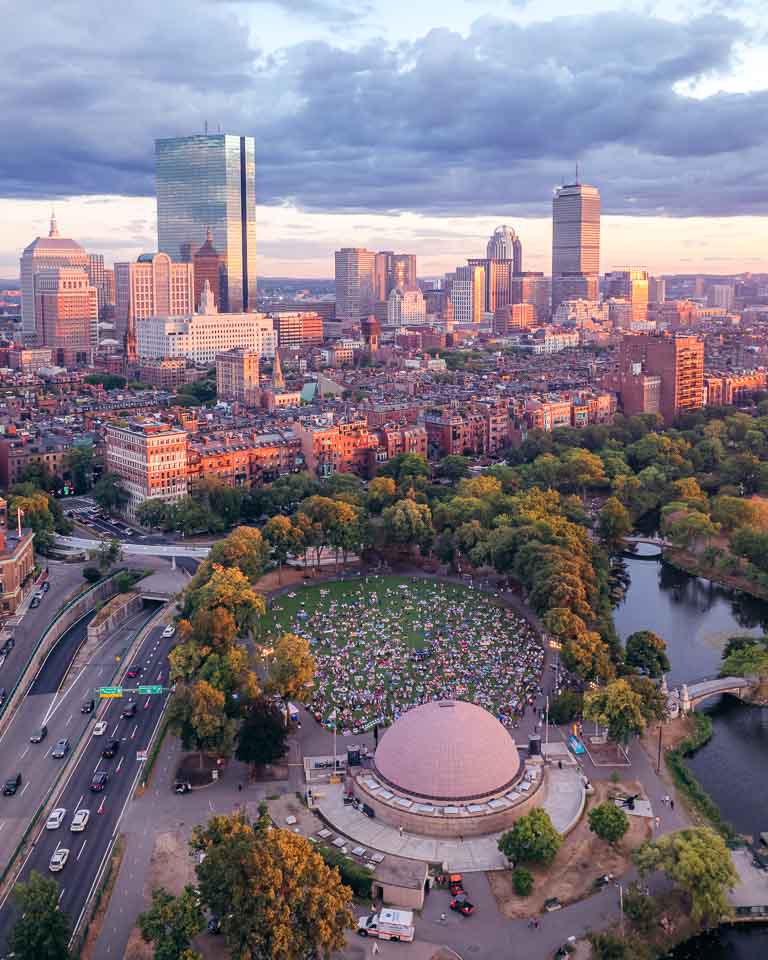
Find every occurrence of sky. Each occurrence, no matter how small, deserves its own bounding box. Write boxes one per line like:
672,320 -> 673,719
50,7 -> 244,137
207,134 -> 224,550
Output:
3,0 -> 768,279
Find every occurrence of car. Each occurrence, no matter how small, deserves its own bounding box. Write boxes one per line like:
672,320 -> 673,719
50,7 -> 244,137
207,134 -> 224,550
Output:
0,654 -> 5,669
49,848 -> 69,873
46,808 -> 66,830
93,720 -> 108,736
81,698 -> 95,714
450,897 -> 475,917
3,772 -> 21,796
30,596 -> 40,609
51,738 -> 70,759
0,636 -> 13,655
121,701 -> 137,719
30,725 -> 48,743
70,809 -> 90,832
42,581 -> 50,592
162,624 -> 176,639
90,771 -> 108,792
0,687 -> 6,706
125,665 -> 142,679
102,738 -> 120,759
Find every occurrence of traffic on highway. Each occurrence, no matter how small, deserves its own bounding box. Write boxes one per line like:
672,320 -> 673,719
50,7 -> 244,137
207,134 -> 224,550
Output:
0,616 -> 176,951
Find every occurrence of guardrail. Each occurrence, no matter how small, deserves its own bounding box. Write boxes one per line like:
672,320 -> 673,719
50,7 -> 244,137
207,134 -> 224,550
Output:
0,602 -> 162,892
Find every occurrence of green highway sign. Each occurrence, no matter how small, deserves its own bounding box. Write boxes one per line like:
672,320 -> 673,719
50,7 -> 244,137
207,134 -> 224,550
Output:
98,686 -> 123,698
138,685 -> 164,695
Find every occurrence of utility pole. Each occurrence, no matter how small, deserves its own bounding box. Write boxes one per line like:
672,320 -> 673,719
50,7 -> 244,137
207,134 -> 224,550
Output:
656,722 -> 663,775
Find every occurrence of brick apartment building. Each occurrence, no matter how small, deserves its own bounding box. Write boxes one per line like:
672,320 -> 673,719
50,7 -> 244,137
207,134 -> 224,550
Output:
187,431 -> 303,488
424,401 -> 509,458
0,498 -> 35,616
105,420 -> 188,518
617,334 -> 704,424
293,419 -> 380,478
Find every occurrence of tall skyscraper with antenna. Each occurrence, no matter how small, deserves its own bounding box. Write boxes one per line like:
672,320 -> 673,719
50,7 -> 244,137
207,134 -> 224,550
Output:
551,178 -> 601,312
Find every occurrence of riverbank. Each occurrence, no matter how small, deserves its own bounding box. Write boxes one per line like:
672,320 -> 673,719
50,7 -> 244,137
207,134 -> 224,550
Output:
663,547 -> 768,603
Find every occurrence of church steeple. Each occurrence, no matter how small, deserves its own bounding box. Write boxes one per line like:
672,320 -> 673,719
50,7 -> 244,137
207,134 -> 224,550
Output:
49,210 -> 59,238
272,350 -> 285,391
198,278 -> 217,315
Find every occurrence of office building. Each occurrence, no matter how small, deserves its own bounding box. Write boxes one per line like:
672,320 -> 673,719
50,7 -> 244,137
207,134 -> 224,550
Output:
136,280 -> 276,363
552,181 -> 600,312
193,227 -> 224,312
649,276 -> 666,304
216,348 -> 261,406
494,302 -> 535,335
155,134 -> 257,312
709,284 -> 735,311
605,269 -> 649,325
20,215 -> 88,343
467,258 -> 516,315
486,226 -> 522,275
35,268 -> 98,367
387,287 -> 426,326
618,334 -> 704,424
334,248 -> 376,320
105,420 -> 188,518
510,272 -> 550,323
273,311 -> 324,350
450,265 -> 485,324
86,253 -> 110,319
374,252 -> 417,301
114,253 -> 195,351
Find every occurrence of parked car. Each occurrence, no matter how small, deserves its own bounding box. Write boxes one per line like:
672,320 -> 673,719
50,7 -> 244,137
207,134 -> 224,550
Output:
46,808 -> 66,830
90,771 -> 108,792
93,720 -> 108,736
52,738 -> 70,759
450,897 -> 475,917
81,698 -> 95,714
70,809 -> 90,832
30,725 -> 48,743
0,636 -> 14,655
42,581 -> 50,592
102,739 -> 120,759
30,596 -> 40,609
3,772 -> 22,795
49,848 -> 69,872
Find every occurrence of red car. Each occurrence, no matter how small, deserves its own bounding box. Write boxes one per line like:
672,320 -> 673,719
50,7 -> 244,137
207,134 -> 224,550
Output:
450,898 -> 474,917
126,666 -> 142,679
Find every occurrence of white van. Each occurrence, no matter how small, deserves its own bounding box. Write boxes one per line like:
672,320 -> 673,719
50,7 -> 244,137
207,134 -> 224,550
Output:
357,909 -> 415,942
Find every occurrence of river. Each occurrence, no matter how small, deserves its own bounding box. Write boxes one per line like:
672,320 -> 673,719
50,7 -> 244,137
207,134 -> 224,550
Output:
615,547 -> 768,959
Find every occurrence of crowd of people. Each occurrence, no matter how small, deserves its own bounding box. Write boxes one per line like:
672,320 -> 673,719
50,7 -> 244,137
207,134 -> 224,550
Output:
270,578 -> 544,735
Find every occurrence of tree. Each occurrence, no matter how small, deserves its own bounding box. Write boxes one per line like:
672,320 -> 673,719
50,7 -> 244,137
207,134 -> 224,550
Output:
8,489 -> 56,553
137,497 -> 173,529
263,515 -> 303,583
548,690 -> 583,725
588,802 -> 630,845
189,565 -> 265,634
721,642 -> 768,682
382,497 -> 433,552
584,679 -> 646,745
208,526 -> 268,582
437,455 -> 471,483
625,630 -> 670,678
10,870 -> 71,960
65,445 -> 94,493
192,812 -> 354,960
137,886 -> 204,960
366,476 -> 397,513
512,867 -> 533,896
497,809 -> 561,866
236,698 -> 288,768
598,497 -> 632,549
269,632 -> 316,700
168,680 -> 237,757
377,452 -> 430,485
634,827 -> 737,924
665,511 -> 718,550
92,472 -> 129,515
623,882 -> 659,935
83,565 -> 101,583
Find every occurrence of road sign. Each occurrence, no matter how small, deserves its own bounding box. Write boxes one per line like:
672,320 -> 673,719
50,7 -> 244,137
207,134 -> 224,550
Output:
138,685 -> 163,695
98,686 -> 123,698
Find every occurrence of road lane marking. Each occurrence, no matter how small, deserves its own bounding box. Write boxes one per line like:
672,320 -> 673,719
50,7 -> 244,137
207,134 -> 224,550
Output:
58,888 -> 66,903
65,714 -> 72,726
77,840 -> 87,861
116,756 -> 124,773
76,794 -> 84,810
96,666 -> 104,677
97,797 -> 106,814
111,723 -> 119,737
130,724 -> 138,740
20,782 -> 29,796
20,746 -> 29,759
0,821 -> 6,832
144,697 -> 150,709
94,761 -> 102,774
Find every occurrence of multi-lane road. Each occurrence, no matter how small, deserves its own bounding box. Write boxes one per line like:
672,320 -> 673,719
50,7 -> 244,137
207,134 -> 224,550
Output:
0,615 -> 175,950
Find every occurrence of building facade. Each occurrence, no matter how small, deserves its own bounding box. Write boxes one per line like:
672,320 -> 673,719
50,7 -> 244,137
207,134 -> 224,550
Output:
155,134 -> 257,312
387,287 -> 427,326
216,348 -> 261,406
605,269 -> 649,325
114,253 -> 195,348
450,265 -> 485,324
193,227 -> 224,312
486,225 -> 522,274
105,420 -> 188,518
294,418 -> 379,478
374,252 -> 418,301
334,248 -> 376,321
35,268 -> 98,367
552,181 -> 601,312
618,334 -> 704,424
273,311 -> 324,350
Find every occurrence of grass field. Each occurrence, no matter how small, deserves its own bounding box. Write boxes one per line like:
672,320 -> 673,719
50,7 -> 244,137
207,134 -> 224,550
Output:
258,575 -> 543,733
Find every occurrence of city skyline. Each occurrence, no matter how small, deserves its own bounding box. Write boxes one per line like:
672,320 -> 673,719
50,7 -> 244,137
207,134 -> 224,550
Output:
2,0 -> 768,278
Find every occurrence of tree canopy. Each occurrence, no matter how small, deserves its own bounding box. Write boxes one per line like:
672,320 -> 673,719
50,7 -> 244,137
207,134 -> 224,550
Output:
497,808 -> 561,866
10,870 -> 71,960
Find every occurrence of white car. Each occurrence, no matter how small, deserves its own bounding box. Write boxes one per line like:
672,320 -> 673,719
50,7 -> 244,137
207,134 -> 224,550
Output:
46,808 -> 66,830
93,720 -> 108,736
162,625 -> 176,639
70,809 -> 90,832
49,848 -> 69,872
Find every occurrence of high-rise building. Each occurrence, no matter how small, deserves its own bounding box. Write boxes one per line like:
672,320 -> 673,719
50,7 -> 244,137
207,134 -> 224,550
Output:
605,268 -> 649,325
86,254 -> 109,318
510,272 -> 550,323
20,215 -> 88,343
272,312 -> 324,350
155,134 -> 257,312
552,181 -> 600,312
35,268 -> 98,367
374,252 -> 418,300
486,226 -> 522,275
617,334 -> 704,424
114,252 -> 195,350
467,258 -> 516,314
193,227 -> 224,312
649,277 -> 666,304
450,264 -> 485,324
105,420 -> 188,518
335,248 -> 376,320
216,348 -> 260,406
386,287 -> 426,326
494,302 -> 535,335
709,283 -> 735,311
551,274 -> 599,315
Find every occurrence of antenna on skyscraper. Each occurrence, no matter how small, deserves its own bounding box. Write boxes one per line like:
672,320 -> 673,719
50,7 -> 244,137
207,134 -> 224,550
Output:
575,161 -> 580,184
204,119 -> 209,135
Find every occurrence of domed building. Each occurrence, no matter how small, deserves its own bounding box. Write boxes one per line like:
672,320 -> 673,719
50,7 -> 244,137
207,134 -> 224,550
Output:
353,701 -> 543,838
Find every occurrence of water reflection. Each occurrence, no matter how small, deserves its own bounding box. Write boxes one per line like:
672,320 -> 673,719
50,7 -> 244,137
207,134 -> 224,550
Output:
668,924 -> 768,959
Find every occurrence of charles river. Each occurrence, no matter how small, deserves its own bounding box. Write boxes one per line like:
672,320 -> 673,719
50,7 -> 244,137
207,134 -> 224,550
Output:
615,545 -> 768,958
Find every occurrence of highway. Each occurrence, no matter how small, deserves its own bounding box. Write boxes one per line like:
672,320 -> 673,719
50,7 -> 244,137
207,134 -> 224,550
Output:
0,604 -> 163,877
0,620 -> 176,951
57,536 -> 211,558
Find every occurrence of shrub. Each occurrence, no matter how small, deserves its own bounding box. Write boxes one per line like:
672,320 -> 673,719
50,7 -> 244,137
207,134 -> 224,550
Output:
512,867 -> 533,896
83,566 -> 102,583
549,690 -> 583,725
498,809 -> 561,866
318,846 -> 372,898
623,882 -> 659,934
588,802 -> 630,845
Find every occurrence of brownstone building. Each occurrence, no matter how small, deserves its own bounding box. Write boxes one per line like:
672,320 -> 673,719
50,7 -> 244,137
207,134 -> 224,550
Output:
0,499 -> 35,616
617,334 -> 704,424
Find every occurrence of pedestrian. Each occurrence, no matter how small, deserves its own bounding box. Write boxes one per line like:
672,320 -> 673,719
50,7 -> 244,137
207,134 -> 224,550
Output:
670,798 -> 675,811
528,917 -> 535,928
655,816 -> 661,830
558,760 -> 563,770
372,942 -> 380,956
534,917 -> 540,929
238,783 -> 242,793
440,912 -> 447,924
398,825 -> 403,838
663,794 -> 670,807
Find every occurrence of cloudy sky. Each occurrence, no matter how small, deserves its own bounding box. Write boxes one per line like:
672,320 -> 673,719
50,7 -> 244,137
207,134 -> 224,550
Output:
3,0 -> 768,279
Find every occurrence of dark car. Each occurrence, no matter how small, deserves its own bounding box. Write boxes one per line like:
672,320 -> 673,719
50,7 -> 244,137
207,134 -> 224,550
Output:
42,581 -> 50,593
102,738 -> 120,759
0,688 -> 6,706
30,725 -> 48,743
90,772 -> 108,792
30,596 -> 40,609
81,699 -> 95,714
52,738 -> 70,759
125,666 -> 142,679
121,700 -> 137,719
0,636 -> 14,655
3,773 -> 22,796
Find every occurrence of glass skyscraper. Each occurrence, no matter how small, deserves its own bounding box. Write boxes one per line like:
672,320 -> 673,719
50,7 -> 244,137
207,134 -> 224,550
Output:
155,134 -> 256,312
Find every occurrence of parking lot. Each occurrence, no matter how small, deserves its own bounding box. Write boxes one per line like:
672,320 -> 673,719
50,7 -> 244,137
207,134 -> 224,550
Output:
63,497 -> 138,540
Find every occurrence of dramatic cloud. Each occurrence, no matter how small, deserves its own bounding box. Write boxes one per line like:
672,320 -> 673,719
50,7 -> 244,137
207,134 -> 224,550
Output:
3,1 -> 768,217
